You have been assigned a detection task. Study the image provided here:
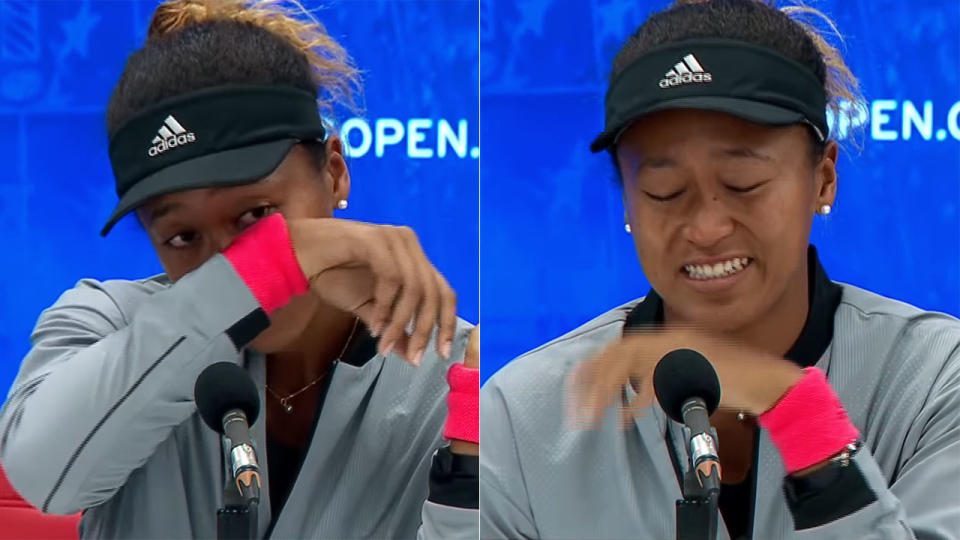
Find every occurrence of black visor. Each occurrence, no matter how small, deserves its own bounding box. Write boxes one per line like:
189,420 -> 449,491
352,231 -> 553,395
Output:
102,84 -> 327,236
590,39 -> 828,153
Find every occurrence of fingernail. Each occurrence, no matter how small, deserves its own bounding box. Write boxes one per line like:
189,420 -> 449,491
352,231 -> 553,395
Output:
441,340 -> 452,359
381,341 -> 394,357
412,349 -> 424,367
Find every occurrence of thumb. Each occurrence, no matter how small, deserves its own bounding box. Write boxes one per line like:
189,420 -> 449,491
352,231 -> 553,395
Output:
463,326 -> 479,368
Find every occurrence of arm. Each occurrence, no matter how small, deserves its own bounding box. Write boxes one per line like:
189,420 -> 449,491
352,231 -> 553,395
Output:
0,254 -> 266,515
785,351 -> 960,539
0,215 -> 304,515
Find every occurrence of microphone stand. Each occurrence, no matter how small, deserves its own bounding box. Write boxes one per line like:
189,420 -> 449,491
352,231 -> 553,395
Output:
675,428 -> 720,540
217,476 -> 258,540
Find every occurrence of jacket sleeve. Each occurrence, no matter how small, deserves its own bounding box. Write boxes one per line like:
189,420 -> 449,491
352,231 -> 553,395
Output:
0,254 -> 268,515
418,498 -> 479,539
479,380 -> 540,539
790,347 -> 960,539
417,446 -> 479,540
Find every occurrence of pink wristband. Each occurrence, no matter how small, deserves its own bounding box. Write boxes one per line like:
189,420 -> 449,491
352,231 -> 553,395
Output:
444,364 -> 479,444
757,367 -> 859,474
223,213 -> 309,314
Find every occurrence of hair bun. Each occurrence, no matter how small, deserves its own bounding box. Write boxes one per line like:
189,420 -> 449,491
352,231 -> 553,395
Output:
147,0 -> 217,40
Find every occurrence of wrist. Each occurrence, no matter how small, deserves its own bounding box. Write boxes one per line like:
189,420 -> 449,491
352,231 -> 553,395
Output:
449,440 -> 479,456
746,358 -> 804,416
285,218 -> 318,280
223,213 -> 309,314
758,367 -> 859,474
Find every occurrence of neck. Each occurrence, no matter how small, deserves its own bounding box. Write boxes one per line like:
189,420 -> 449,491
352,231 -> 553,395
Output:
266,305 -> 356,393
666,261 -> 811,357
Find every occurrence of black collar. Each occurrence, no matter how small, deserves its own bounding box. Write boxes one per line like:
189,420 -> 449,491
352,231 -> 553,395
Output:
340,323 -> 379,367
622,245 -> 842,367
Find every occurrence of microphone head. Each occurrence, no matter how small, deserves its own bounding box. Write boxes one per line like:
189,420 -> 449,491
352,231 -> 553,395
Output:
653,348 -> 721,423
194,362 -> 260,434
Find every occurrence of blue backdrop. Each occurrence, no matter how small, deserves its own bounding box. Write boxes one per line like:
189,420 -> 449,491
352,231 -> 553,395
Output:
480,0 -> 960,382
0,0 -> 478,394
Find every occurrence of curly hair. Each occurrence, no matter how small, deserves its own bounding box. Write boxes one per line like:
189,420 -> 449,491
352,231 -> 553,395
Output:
106,0 -> 362,166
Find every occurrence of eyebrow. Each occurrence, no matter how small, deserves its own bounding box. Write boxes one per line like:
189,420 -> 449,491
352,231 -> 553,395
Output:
147,201 -> 182,225
715,147 -> 773,161
638,157 -> 678,170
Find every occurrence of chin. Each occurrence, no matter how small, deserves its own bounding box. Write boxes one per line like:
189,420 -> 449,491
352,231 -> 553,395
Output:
247,295 -> 317,353
667,292 -> 760,333
248,328 -> 294,354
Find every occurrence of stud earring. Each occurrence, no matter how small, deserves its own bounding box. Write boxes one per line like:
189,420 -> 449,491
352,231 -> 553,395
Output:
625,223 -> 632,233
337,200 -> 348,210
819,204 -> 831,215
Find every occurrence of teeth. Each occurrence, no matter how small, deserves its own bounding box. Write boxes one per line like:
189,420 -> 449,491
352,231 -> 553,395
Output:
684,258 -> 751,280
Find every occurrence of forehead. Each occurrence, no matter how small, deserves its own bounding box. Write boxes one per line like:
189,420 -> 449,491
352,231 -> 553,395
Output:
617,109 -> 803,153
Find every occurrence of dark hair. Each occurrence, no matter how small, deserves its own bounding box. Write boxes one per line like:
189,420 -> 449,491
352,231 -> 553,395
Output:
106,0 -> 361,171
607,0 -> 864,168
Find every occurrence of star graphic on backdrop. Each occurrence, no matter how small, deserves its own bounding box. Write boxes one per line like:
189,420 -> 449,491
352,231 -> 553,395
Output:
58,1 -> 100,59
594,0 -> 638,44
513,0 -> 552,39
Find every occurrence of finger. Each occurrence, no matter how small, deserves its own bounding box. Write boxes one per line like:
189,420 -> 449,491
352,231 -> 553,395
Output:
434,271 -> 458,360
378,227 -> 422,363
352,302 -> 381,335
564,364 -> 599,429
585,340 -> 642,418
362,229 -> 403,341
398,228 -> 439,365
568,350 -> 610,421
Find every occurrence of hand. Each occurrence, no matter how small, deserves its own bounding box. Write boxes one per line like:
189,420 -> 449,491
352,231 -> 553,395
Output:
569,328 -> 803,425
287,218 -> 457,365
450,327 -> 479,456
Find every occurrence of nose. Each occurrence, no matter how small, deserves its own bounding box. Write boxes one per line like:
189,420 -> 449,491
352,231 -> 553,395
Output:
210,228 -> 239,254
682,191 -> 735,248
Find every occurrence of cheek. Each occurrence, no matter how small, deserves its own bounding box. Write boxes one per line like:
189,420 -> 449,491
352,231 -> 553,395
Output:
155,249 -> 213,283
747,182 -> 816,249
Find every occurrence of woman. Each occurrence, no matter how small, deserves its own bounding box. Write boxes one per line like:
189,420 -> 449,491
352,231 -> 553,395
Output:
481,1 -> 959,539
0,1 -> 479,538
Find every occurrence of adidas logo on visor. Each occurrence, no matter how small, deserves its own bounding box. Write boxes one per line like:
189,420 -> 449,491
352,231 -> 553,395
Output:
659,54 -> 713,88
148,115 -> 197,157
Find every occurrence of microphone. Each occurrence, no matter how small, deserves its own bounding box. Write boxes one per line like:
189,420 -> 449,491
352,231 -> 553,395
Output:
653,349 -> 722,494
194,362 -> 262,506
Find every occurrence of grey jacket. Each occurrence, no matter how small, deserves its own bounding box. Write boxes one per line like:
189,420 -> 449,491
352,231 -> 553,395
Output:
481,283 -> 960,539
0,253 -> 477,539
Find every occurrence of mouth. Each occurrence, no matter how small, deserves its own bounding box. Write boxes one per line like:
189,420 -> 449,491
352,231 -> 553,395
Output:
682,257 -> 753,281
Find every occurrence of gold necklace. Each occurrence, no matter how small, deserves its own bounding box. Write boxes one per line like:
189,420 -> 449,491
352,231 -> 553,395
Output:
265,318 -> 359,414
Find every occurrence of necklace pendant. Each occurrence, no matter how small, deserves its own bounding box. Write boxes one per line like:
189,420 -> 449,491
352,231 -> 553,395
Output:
737,411 -> 746,422
281,399 -> 293,414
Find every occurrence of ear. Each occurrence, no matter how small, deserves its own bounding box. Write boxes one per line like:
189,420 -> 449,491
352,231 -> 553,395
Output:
324,135 -> 351,206
814,141 -> 839,211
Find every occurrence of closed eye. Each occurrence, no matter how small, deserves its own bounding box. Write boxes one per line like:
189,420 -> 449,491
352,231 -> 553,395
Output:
727,180 -> 768,194
643,189 -> 685,202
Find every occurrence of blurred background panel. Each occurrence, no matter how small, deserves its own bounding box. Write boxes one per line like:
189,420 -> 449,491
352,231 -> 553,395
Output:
0,0 -> 479,393
480,0 -> 960,382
